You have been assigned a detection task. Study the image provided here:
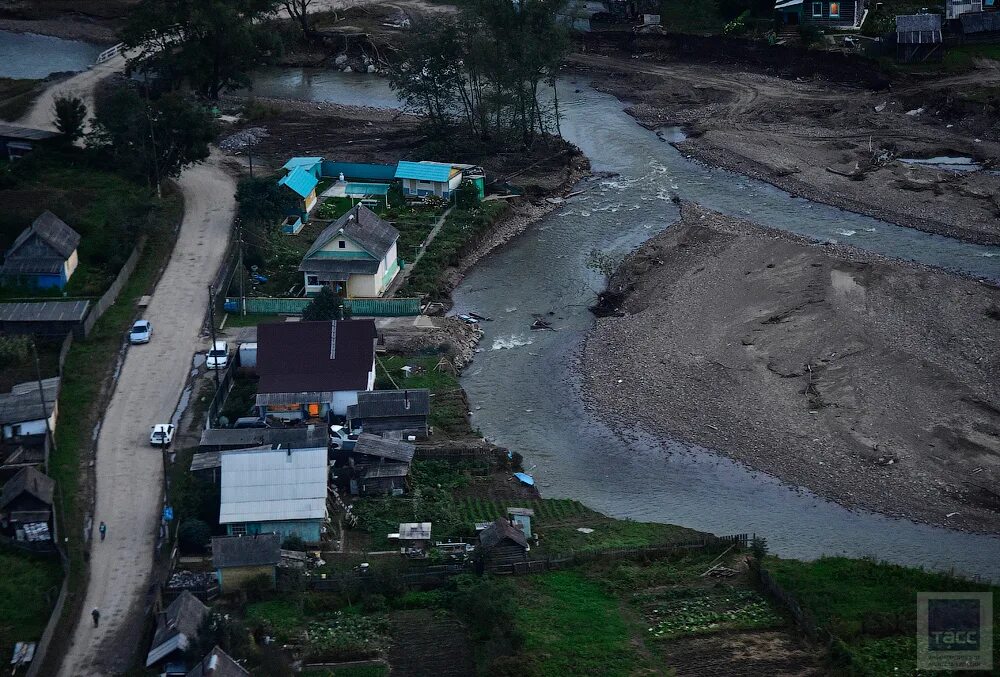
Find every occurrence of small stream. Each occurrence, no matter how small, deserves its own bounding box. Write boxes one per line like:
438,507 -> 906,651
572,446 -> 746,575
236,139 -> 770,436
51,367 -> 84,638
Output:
253,68 -> 1000,579
0,30 -> 101,80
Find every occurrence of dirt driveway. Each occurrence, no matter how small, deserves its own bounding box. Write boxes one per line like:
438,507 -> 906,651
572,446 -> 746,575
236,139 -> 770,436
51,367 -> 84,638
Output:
56,154 -> 235,676
17,53 -> 126,131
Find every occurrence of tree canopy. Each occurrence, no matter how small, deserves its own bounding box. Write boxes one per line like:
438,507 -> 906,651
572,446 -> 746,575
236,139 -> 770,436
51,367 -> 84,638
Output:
302,286 -> 350,321
90,85 -> 216,186
52,95 -> 87,144
122,0 -> 282,99
389,0 -> 570,147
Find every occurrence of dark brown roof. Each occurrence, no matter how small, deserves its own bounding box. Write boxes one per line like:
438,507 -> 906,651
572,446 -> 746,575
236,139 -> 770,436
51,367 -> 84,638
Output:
0,467 -> 54,510
257,320 -> 377,395
211,533 -> 281,568
479,518 -> 529,551
304,204 -> 398,260
353,389 -> 430,419
185,646 -> 249,677
9,211 -> 81,260
353,433 -> 415,463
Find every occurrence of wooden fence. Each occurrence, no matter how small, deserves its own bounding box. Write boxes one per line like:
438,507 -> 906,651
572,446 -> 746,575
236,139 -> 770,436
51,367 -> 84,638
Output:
81,241 -> 144,337
225,296 -> 422,317
24,578 -> 68,677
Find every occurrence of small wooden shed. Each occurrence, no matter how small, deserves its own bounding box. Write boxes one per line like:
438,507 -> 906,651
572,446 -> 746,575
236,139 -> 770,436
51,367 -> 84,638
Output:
478,518 -> 530,571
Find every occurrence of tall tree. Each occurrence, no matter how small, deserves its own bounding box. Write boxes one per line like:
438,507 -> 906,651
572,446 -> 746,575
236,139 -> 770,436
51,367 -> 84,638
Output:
283,0 -> 316,35
90,85 -> 216,186
52,95 -> 87,144
302,286 -> 349,321
123,0 -> 282,99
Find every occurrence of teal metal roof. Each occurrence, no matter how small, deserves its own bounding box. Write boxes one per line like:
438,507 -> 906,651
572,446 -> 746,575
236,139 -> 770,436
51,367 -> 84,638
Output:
278,166 -> 319,198
395,161 -> 454,183
345,182 -> 390,196
282,156 -> 323,172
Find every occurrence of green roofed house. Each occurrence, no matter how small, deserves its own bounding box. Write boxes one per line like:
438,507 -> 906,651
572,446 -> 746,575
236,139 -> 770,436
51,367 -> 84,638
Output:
282,156 -> 323,178
299,204 -> 401,297
278,165 -> 320,215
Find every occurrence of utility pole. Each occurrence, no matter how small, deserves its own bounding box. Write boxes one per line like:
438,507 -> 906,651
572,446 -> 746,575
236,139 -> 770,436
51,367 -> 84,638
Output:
30,339 -> 56,471
144,82 -> 162,199
237,219 -> 246,316
248,147 -> 254,178
207,284 -> 221,394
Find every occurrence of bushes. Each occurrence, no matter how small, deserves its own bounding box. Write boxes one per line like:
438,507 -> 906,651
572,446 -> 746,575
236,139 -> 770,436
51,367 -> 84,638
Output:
178,518 -> 212,554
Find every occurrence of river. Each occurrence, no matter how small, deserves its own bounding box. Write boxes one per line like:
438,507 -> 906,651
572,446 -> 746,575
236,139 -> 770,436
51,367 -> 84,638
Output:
254,67 -> 1000,580
0,30 -> 101,80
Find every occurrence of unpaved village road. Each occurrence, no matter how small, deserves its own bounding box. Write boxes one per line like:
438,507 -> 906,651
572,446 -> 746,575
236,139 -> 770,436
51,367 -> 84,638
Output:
56,156 -> 235,675
17,53 -> 126,131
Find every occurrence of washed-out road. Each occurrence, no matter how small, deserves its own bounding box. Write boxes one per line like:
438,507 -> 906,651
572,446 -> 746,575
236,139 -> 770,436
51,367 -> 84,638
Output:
16,51 -> 238,676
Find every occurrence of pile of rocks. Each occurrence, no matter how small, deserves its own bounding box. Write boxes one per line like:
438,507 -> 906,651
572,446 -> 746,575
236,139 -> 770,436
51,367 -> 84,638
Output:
219,126 -> 269,152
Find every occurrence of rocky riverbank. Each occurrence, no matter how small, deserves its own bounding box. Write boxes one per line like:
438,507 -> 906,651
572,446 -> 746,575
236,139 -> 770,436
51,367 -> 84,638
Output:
582,202 -> 1000,533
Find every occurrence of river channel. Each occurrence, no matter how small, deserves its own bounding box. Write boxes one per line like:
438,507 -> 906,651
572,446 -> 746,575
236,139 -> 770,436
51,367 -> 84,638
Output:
0,30 -> 101,80
258,67 -> 1000,579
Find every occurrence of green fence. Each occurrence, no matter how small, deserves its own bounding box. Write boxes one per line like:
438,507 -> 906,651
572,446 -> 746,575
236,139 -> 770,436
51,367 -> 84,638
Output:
227,297 -> 421,317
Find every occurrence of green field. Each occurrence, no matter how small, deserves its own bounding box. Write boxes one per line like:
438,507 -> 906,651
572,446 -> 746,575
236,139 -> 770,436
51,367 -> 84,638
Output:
0,548 -> 63,660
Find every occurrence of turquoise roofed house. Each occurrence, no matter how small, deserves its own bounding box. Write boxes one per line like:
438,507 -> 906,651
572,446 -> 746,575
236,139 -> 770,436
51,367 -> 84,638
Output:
395,160 -> 464,199
299,204 -> 401,298
278,165 -> 320,215
282,156 -> 323,179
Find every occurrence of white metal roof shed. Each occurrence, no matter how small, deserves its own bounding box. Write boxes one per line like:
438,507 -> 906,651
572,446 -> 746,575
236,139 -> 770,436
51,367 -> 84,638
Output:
219,446 -> 328,524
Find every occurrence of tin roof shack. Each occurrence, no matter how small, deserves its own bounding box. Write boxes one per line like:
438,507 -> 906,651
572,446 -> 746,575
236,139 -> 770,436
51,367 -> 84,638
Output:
390,522 -> 432,558
331,433 -> 414,496
0,377 -> 59,442
395,161 -> 463,200
897,14 -> 944,62
346,389 -> 430,438
0,300 -> 90,338
478,518 -> 530,571
0,466 -> 54,540
278,165 -> 320,216
219,445 -> 329,544
0,123 -> 59,161
146,591 -> 209,674
255,320 -> 377,421
211,533 -> 281,593
1,211 -> 81,289
299,205 -> 401,298
185,646 -> 249,677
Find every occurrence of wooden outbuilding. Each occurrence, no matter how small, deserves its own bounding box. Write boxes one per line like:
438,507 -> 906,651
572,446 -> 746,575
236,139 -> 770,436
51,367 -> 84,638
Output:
211,533 -> 281,593
478,518 -> 530,571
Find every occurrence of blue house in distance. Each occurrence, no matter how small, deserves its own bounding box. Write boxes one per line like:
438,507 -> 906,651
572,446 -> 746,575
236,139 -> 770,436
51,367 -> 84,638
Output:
278,165 -> 320,215
0,211 -> 81,289
395,161 -> 463,199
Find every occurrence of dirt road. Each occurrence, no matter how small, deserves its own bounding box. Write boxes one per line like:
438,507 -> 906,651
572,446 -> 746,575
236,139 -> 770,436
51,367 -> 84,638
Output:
17,53 -> 126,131
56,154 -> 235,676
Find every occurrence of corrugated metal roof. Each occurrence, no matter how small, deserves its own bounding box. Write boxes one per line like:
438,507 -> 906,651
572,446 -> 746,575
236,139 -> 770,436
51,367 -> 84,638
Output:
398,522 -> 431,540
896,13 -> 942,32
0,378 -> 59,426
363,463 -> 410,479
354,389 -> 430,418
395,161 -> 455,183
199,427 -> 329,450
190,451 -> 220,472
298,258 -> 380,277
354,433 -> 415,463
282,157 -> 323,172
0,300 -> 90,322
278,166 -> 319,198
212,533 -> 281,567
219,446 -> 328,524
0,123 -> 59,141
303,205 -> 398,261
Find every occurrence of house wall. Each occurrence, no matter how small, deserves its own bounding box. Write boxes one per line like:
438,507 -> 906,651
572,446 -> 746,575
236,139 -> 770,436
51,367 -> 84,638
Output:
226,518 -> 323,543
448,172 -> 463,193
216,565 -> 276,593
64,249 -> 78,281
948,0 -> 983,18
317,235 -> 369,256
331,389 -> 362,417
304,189 -> 318,214
802,0 -> 858,25
2,404 -> 56,440
346,273 -> 380,298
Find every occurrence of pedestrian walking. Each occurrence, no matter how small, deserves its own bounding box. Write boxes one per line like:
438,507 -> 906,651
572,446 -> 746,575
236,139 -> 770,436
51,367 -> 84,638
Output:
99,521 -> 107,542
92,608 -> 100,628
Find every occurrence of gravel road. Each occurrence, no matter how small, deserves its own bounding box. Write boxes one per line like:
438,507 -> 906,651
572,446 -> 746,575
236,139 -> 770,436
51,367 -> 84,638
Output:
17,53 -> 126,132
57,154 -> 235,675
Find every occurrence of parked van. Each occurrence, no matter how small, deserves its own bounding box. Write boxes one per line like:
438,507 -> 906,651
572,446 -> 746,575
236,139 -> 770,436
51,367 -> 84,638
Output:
206,340 -> 229,370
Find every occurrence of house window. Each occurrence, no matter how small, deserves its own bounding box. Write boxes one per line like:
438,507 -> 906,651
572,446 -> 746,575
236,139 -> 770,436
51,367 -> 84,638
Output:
812,2 -> 823,16
10,424 -> 21,437
829,1 -> 840,17
306,275 -> 319,286
338,240 -> 346,249
231,524 -> 247,536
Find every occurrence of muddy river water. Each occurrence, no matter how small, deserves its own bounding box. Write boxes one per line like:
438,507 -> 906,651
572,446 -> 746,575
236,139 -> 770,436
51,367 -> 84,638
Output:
259,68 -> 1000,578
0,30 -> 101,80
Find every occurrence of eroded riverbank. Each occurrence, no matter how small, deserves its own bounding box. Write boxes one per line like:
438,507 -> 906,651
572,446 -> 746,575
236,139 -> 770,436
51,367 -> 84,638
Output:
584,203 -> 1000,533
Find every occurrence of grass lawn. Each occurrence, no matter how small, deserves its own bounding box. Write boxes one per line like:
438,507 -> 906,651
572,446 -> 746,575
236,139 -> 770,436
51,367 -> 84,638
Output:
0,149 -> 165,298
764,556 -> 1000,674
222,312 -> 284,328
0,77 -> 44,121
0,548 -> 63,659
375,354 -> 468,435
515,570 -> 646,676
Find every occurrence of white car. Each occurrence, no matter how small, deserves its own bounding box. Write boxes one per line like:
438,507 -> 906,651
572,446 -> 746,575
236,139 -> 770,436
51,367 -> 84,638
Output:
129,320 -> 152,344
206,340 -> 229,370
150,424 -> 175,447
